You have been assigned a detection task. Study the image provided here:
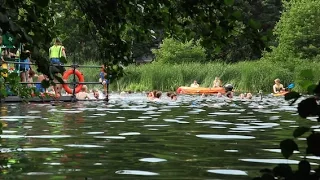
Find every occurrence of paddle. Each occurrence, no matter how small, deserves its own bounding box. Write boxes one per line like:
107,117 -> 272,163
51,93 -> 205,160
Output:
287,83 -> 295,89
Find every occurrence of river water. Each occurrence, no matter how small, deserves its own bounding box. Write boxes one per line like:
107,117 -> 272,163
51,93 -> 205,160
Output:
0,93 -> 318,179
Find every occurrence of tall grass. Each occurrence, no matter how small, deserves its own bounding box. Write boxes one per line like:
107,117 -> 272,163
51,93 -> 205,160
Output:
109,60 -> 320,93
32,60 -> 320,93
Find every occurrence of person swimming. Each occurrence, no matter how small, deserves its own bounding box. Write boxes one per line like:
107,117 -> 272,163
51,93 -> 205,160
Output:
240,93 -> 253,99
273,78 -> 285,93
76,85 -> 90,100
167,92 -> 177,101
224,84 -> 234,98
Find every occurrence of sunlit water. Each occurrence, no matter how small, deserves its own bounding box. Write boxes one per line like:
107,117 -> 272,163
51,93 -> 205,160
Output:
0,93 -> 317,179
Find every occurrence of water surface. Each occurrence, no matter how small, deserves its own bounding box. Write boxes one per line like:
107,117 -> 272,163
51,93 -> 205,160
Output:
0,93 -> 316,179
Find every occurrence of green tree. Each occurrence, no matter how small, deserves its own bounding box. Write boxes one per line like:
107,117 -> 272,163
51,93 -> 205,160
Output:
152,38 -> 206,64
273,0 -> 320,60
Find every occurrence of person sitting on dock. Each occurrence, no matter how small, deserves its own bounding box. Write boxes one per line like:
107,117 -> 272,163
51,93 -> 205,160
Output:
35,74 -> 48,93
273,78 -> 285,94
49,38 -> 67,98
190,80 -> 199,88
76,85 -> 90,100
212,77 -> 222,88
27,69 -> 36,87
16,50 -> 32,83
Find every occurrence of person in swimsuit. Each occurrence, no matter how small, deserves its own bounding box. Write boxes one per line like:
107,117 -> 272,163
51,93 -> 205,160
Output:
273,78 -> 285,93
212,77 -> 222,88
190,80 -> 199,88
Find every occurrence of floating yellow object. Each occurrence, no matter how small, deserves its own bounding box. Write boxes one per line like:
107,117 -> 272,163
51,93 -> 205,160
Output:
273,91 -> 289,97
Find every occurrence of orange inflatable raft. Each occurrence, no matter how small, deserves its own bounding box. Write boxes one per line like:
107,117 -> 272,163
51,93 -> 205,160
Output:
176,86 -> 226,95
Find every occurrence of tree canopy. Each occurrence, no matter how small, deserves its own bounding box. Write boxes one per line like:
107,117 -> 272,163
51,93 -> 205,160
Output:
0,0 -> 284,80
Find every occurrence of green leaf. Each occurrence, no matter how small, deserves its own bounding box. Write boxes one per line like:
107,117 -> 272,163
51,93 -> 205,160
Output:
224,0 -> 235,6
293,127 -> 310,138
34,0 -> 50,8
313,81 -> 320,95
60,56 -> 67,64
307,84 -> 317,94
297,80 -> 313,90
248,19 -> 261,29
280,139 -> 299,159
41,80 -> 50,89
232,11 -> 242,20
284,91 -> 301,101
299,69 -> 314,80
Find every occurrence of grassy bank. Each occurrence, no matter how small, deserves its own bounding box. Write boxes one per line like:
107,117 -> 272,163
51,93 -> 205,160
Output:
74,60 -> 320,93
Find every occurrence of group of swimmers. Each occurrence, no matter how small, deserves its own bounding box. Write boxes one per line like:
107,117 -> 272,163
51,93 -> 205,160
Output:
146,90 -> 178,101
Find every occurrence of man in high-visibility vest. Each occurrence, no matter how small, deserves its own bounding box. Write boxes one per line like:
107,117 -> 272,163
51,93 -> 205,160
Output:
0,36 -> 8,78
49,38 -> 67,98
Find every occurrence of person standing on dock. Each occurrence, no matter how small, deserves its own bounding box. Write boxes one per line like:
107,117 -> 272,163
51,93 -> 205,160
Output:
49,38 -> 67,97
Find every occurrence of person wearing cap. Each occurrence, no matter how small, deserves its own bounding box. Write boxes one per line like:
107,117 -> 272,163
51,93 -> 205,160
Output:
49,38 -> 67,97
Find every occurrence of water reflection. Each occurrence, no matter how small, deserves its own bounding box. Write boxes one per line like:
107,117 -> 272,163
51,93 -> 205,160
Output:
0,94 -> 316,179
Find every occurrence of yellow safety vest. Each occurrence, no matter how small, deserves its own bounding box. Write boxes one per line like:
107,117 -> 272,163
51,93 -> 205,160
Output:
49,45 -> 64,59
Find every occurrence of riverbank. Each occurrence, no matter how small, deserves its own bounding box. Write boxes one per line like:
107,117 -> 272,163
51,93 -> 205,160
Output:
76,60 -> 319,93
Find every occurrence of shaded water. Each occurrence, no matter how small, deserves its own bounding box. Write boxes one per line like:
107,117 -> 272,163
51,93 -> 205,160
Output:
0,93 -> 318,179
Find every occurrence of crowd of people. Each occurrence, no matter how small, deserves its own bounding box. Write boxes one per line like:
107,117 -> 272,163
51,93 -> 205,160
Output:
0,37 -> 108,100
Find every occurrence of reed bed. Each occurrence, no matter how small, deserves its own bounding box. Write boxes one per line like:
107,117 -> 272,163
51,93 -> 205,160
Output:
33,59 -> 320,93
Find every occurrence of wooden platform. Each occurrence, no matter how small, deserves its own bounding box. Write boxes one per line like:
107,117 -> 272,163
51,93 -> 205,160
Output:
0,95 -> 108,103
0,95 -> 76,103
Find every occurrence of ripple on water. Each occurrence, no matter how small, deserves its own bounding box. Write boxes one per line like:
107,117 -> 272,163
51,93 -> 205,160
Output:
139,158 -> 167,163
0,135 -> 25,139
26,135 -> 72,139
209,112 -> 241,115
143,124 -> 170,127
224,150 -> 239,152
64,144 -> 104,148
94,136 -> 126,139
119,132 -> 141,136
105,120 -> 126,123
138,116 -> 153,119
0,116 -> 42,119
25,172 -> 54,175
128,119 -> 145,122
263,149 -> 299,154
196,134 -> 255,140
163,119 -> 189,124
43,162 -> 61,166
239,159 -> 318,165
2,130 -> 18,134
86,132 -> 104,135
207,169 -> 247,176
115,170 -> 159,176
196,120 -> 233,125
17,147 -> 63,152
